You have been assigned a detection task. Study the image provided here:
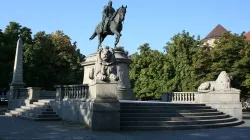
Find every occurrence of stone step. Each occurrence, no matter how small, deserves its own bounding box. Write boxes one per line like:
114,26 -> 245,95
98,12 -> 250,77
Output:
41,111 -> 56,115
120,120 -> 243,130
120,103 -> 206,107
17,115 -> 61,121
38,99 -> 55,103
121,117 -> 237,126
33,102 -> 48,106
24,112 -> 47,117
37,114 -> 59,118
41,108 -> 53,112
120,106 -> 212,109
10,110 -> 23,115
15,108 -> 29,112
121,114 -> 230,121
120,112 -> 224,117
21,106 -> 34,110
24,104 -> 49,110
5,112 -> 13,116
121,109 -> 218,113
26,104 -> 39,108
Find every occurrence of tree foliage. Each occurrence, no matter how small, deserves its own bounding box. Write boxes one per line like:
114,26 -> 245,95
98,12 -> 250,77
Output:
130,31 -> 250,100
0,22 -> 85,90
129,43 -> 173,100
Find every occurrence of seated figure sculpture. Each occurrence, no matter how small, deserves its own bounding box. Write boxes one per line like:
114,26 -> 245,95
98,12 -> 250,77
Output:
198,71 -> 240,92
89,46 -> 119,81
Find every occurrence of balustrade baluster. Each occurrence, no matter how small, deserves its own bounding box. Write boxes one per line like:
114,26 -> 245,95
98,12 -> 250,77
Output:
74,87 -> 77,98
64,88 -> 66,98
69,88 -> 72,98
78,87 -> 81,98
85,86 -> 88,99
76,87 -> 79,98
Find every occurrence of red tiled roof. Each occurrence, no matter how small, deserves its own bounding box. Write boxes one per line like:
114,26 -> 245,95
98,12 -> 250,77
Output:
245,31 -> 250,41
204,24 -> 228,40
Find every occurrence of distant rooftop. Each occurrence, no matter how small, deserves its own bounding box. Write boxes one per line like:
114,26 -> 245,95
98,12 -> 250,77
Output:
245,31 -> 250,41
204,24 -> 228,40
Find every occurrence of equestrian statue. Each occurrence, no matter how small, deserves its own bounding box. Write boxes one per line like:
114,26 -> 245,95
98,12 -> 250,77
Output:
89,0 -> 127,50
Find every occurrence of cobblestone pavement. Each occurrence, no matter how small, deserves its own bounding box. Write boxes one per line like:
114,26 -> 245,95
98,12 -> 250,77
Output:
0,113 -> 250,140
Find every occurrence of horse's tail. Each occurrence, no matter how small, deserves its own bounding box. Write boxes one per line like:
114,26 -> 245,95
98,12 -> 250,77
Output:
89,32 -> 97,40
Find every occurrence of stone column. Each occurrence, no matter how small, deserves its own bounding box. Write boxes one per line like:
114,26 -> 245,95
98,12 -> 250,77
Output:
8,38 -> 26,109
9,38 -> 25,98
115,51 -> 136,100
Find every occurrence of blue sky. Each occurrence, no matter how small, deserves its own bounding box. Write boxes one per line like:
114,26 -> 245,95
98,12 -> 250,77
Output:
0,0 -> 249,56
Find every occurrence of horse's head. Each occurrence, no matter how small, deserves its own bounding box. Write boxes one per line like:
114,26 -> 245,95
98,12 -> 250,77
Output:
117,5 -> 127,22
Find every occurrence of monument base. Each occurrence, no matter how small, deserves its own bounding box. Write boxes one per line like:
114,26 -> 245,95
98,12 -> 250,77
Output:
8,99 -> 35,110
201,90 -> 242,121
89,98 -> 120,131
117,88 -> 136,100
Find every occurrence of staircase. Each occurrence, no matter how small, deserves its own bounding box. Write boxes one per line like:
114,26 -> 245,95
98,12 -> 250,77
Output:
120,101 -> 243,130
5,100 -> 61,121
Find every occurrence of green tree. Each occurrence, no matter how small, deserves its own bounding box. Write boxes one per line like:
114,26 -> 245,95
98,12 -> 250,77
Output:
130,43 -> 173,100
0,22 -> 33,89
164,31 -> 200,92
23,31 -> 85,90
207,32 -> 249,94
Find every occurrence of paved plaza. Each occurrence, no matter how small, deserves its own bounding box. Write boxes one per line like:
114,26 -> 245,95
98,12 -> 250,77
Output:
0,107 -> 250,140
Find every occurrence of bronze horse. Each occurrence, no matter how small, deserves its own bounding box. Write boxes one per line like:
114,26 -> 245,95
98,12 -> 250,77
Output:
89,5 -> 127,50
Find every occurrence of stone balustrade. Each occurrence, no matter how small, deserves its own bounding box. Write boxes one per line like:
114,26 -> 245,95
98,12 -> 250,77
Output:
161,92 -> 199,103
55,84 -> 89,100
161,90 -> 242,120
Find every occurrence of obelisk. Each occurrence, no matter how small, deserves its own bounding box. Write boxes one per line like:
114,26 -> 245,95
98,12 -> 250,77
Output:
9,37 -> 25,98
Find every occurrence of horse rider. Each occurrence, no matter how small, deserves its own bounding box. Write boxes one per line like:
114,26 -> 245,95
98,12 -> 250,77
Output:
102,0 -> 115,34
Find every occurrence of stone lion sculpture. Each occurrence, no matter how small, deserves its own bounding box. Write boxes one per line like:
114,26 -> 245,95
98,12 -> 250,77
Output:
89,46 -> 119,81
198,71 -> 239,92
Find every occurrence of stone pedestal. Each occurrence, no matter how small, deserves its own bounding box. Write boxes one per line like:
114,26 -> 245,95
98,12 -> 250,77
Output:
89,80 -> 118,99
9,83 -> 25,99
200,90 -> 242,121
55,85 -> 65,101
88,80 -> 120,131
115,51 -> 136,100
81,51 -> 136,100
89,98 -> 120,131
26,87 -> 41,103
